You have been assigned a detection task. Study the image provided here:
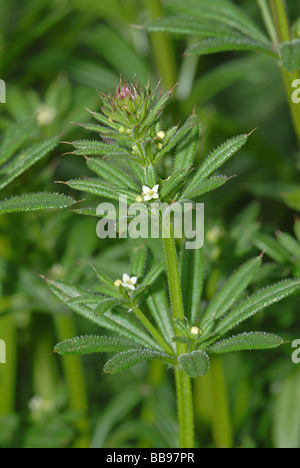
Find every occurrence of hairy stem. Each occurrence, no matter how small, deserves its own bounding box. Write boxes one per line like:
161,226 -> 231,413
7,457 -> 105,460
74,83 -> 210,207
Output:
269,0 -> 300,147
162,233 -> 195,448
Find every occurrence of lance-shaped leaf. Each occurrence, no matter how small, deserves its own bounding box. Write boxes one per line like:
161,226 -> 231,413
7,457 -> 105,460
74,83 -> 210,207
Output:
163,0 -> 270,45
65,293 -> 106,305
201,256 -> 262,331
0,118 -> 37,166
0,136 -> 59,190
65,179 -> 138,203
187,37 -> 273,57
92,267 -> 115,287
146,284 -> 175,347
180,244 -> 204,324
207,332 -> 284,354
276,231 -> 300,260
86,158 -> 139,191
178,350 -> 210,378
174,114 -> 200,171
95,298 -> 126,315
214,279 -> 300,337
0,192 -> 75,214
130,246 -> 147,278
71,139 -> 129,157
144,16 -> 246,39
103,348 -> 170,374
161,167 -> 191,199
182,133 -> 249,198
144,164 -> 158,188
54,335 -> 135,356
182,175 -> 230,199
142,262 -> 165,287
141,89 -> 173,129
253,233 -> 290,264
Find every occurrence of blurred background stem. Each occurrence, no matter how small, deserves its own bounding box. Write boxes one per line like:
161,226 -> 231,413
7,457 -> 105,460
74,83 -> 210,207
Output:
143,0 -> 177,88
54,315 -> 90,448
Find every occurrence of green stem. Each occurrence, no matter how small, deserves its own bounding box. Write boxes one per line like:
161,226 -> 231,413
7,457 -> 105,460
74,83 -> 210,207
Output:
269,0 -> 300,147
269,0 -> 291,42
257,0 -> 278,45
162,233 -> 194,448
131,304 -> 174,355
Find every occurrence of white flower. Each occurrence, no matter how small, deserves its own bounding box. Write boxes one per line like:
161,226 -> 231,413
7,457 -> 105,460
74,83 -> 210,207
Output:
190,326 -> 201,336
157,131 -> 166,140
142,184 -> 159,202
122,273 -> 138,291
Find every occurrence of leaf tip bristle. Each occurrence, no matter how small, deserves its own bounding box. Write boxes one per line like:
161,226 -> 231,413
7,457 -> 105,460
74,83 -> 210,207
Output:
247,127 -> 258,137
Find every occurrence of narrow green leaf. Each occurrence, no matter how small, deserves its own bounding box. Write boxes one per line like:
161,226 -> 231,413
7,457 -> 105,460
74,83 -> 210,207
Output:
130,246 -> 147,278
182,175 -> 230,199
215,279 -> 300,337
174,114 -> 200,171
0,118 -> 37,166
164,0 -> 270,45
86,158 -> 139,190
71,139 -> 129,157
93,267 -> 115,287
161,167 -> 191,199
253,233 -> 290,264
0,192 -> 75,214
201,256 -> 262,331
207,332 -> 284,354
54,335 -> 135,355
95,298 -> 126,315
178,350 -> 210,378
0,136 -> 59,190
142,262 -> 165,287
276,231 -> 300,260
144,16 -> 243,38
146,284 -> 175,347
66,293 -> 105,305
182,134 -> 248,197
144,164 -> 158,187
281,188 -> 300,211
65,179 -> 138,203
180,245 -> 204,324
172,336 -> 192,345
187,37 -> 272,57
141,90 -> 172,130
103,348 -> 170,374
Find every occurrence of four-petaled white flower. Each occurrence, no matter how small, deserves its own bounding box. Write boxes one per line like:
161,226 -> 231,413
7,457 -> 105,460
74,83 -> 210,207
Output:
122,273 -> 138,291
142,185 -> 159,202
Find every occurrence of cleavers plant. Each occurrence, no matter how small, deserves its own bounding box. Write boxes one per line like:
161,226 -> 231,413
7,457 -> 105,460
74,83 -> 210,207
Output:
50,79 -> 300,448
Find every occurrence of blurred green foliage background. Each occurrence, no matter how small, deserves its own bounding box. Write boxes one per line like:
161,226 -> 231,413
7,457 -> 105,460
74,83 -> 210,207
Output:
0,0 -> 299,448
